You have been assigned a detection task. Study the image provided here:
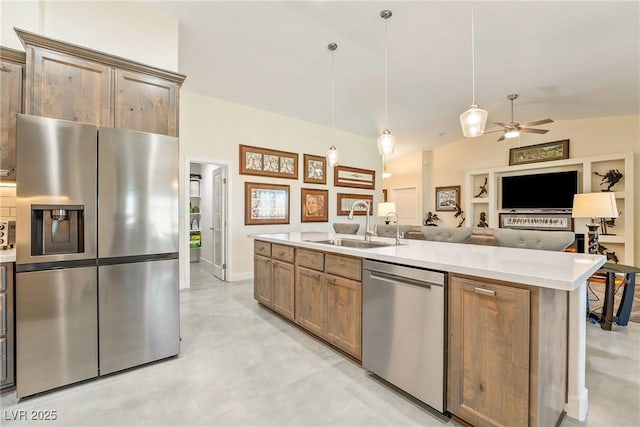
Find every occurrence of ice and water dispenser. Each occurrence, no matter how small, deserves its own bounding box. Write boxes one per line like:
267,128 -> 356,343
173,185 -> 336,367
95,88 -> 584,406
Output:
30,205 -> 85,256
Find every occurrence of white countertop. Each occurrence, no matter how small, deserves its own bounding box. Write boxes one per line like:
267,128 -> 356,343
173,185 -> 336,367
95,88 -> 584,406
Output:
252,232 -> 606,292
0,248 -> 16,263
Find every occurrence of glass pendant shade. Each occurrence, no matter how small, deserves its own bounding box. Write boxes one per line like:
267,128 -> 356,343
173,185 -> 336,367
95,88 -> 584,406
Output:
459,104 -> 488,137
326,145 -> 339,167
377,129 -> 395,156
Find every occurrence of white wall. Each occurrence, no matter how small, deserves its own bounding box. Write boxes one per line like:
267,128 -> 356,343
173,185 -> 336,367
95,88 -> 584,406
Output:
1,1 -> 178,71
180,90 -> 381,284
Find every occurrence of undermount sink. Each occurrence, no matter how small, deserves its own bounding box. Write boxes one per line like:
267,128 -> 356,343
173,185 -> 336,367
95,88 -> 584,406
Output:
306,238 -> 392,249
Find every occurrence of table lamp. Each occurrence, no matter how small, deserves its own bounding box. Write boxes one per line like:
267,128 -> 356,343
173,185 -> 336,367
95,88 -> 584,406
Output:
571,192 -> 618,254
377,202 -> 397,224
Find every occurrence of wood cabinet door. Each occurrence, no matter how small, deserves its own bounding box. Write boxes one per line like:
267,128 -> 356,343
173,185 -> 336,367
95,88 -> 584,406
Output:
448,276 -> 530,427
272,260 -> 294,320
26,47 -> 113,126
295,266 -> 326,338
254,255 -> 272,306
0,60 -> 22,181
326,274 -> 361,359
115,70 -> 178,136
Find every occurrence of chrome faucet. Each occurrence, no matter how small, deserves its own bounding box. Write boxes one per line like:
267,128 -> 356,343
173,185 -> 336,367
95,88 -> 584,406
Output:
384,211 -> 402,245
348,200 -> 375,242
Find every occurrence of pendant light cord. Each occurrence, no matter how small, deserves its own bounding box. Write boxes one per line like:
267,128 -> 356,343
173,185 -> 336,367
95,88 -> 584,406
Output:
471,6 -> 476,106
331,47 -> 335,129
384,16 -> 389,128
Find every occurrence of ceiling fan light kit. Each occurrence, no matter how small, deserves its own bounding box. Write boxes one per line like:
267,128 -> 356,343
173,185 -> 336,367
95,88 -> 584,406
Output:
460,7 -> 488,138
494,94 -> 554,142
377,9 -> 396,157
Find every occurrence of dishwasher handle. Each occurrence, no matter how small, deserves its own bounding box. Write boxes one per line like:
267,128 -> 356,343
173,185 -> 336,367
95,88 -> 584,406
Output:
366,269 -> 443,288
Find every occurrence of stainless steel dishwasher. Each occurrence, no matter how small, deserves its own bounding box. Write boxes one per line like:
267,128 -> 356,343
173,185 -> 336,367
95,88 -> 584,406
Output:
362,259 -> 446,412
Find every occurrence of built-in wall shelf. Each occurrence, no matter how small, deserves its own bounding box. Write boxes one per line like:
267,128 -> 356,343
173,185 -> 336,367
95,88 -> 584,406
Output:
466,152 -> 634,263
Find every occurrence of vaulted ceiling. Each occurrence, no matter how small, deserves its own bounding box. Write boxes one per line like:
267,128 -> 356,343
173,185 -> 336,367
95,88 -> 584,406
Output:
151,1 -> 640,159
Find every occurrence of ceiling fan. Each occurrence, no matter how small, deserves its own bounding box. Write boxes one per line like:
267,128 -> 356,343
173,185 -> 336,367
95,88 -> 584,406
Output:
493,94 -> 553,141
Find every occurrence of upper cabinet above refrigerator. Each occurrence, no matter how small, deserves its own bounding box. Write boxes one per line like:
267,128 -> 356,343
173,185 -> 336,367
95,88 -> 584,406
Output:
16,28 -> 186,136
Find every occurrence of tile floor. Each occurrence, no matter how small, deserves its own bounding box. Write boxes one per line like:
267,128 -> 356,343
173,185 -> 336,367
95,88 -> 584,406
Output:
1,262 -> 639,426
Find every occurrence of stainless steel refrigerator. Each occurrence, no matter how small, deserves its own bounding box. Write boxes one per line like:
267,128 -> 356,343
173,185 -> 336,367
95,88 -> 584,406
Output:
16,114 -> 179,398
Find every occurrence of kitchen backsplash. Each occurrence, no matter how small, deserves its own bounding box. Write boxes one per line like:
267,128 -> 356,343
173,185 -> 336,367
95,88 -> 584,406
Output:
0,186 -> 16,220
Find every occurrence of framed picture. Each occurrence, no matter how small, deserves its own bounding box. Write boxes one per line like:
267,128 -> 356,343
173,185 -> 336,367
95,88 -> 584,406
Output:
383,189 -> 388,202
336,193 -> 373,216
244,182 -> 290,225
334,165 -> 376,189
435,185 -> 460,211
499,212 -> 574,231
509,139 -> 570,166
301,188 -> 329,222
239,144 -> 298,179
303,154 -> 327,184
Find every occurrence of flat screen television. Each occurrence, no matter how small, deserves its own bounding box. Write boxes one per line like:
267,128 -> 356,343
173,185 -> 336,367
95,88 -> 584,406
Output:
501,170 -> 578,210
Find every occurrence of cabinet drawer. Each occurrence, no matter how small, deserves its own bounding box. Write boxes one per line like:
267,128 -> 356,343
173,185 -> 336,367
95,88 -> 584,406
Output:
296,249 -> 324,271
272,244 -> 294,263
254,241 -> 271,257
326,254 -> 362,281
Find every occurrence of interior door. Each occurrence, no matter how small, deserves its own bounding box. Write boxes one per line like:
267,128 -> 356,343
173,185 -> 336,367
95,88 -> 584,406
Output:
211,166 -> 227,280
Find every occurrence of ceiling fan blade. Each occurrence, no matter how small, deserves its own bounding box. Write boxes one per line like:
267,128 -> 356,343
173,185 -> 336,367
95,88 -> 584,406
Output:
493,122 -> 509,128
520,118 -> 553,127
497,134 -> 506,142
520,128 -> 549,134
483,128 -> 504,134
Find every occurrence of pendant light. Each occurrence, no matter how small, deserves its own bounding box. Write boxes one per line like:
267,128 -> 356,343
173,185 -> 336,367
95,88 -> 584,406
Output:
326,42 -> 339,168
459,7 -> 488,138
377,9 -> 395,157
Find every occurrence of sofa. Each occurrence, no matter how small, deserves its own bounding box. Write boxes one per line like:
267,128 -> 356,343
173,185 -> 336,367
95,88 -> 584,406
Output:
374,225 -> 575,252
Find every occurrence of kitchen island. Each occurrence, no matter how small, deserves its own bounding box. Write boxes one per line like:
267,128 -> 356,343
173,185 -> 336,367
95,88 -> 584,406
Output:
251,231 -> 606,425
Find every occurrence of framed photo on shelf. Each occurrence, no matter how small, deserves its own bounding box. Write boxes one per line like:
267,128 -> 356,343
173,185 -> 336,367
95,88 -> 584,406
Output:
336,193 -> 373,216
301,188 -> 329,222
303,154 -> 327,184
435,186 -> 460,211
334,165 -> 376,189
509,139 -> 570,166
244,182 -> 290,225
499,212 -> 574,231
239,144 -> 298,179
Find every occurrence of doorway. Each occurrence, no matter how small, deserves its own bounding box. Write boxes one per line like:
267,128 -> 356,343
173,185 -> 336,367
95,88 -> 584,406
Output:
189,161 -> 228,283
391,187 -> 418,225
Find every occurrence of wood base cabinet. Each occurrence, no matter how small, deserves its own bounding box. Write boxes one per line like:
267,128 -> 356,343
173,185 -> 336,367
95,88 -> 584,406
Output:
447,274 -> 567,427
253,242 -> 295,321
254,242 -> 363,361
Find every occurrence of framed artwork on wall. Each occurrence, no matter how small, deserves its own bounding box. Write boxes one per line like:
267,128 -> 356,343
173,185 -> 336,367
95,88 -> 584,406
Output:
336,193 -> 373,216
509,139 -> 570,166
244,182 -> 290,225
435,185 -> 460,211
239,144 -> 298,179
499,212 -> 574,231
334,165 -> 376,189
301,188 -> 328,222
303,154 -> 327,184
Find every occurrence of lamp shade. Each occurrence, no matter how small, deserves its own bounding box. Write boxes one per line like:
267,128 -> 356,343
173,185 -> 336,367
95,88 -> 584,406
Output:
459,105 -> 488,137
571,192 -> 619,218
377,202 -> 397,217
